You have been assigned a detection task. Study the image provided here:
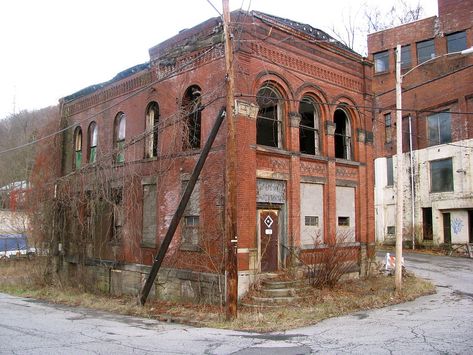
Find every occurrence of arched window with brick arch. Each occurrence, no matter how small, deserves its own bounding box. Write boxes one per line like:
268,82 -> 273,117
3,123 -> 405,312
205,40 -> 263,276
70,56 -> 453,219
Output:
182,86 -> 202,150
88,121 -> 98,163
145,102 -> 159,158
299,96 -> 321,155
256,84 -> 284,148
114,112 -> 126,164
334,108 -> 352,160
73,126 -> 82,169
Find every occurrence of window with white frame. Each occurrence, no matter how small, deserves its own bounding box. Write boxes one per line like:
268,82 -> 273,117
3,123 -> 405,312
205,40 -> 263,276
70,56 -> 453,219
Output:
73,126 -> 82,169
374,50 -> 389,73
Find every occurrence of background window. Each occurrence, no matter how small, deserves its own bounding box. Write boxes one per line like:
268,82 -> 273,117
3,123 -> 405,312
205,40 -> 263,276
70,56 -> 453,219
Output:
417,39 -> 435,64
447,31 -> 467,53
257,85 -> 283,148
401,45 -> 411,69
374,50 -> 389,73
428,111 -> 451,146
430,158 -> 453,192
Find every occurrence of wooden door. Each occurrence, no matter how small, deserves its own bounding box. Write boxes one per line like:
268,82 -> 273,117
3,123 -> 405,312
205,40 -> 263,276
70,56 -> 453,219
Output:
259,210 -> 279,272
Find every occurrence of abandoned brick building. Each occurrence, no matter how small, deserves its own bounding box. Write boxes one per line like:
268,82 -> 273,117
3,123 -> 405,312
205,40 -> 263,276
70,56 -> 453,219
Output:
369,0 -> 473,247
59,10 -> 374,301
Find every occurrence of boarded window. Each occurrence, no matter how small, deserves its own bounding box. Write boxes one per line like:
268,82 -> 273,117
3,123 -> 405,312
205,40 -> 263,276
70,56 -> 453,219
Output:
430,158 -> 453,193
300,183 -> 324,246
181,180 -> 200,249
142,183 -> 157,247
386,157 -> 394,186
336,186 -> 355,242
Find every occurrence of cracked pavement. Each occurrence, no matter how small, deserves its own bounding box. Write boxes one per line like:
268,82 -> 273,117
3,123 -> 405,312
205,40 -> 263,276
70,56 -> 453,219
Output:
1,253 -> 472,354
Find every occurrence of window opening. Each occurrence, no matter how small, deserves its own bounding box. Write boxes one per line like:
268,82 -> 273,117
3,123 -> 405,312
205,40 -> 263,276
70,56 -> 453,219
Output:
256,85 -> 283,148
182,86 -> 202,150
338,216 -> 350,226
299,97 -> 320,155
417,39 -> 435,64
74,127 -> 82,169
374,50 -> 389,73
115,113 -> 126,163
386,156 -> 394,186
88,122 -> 98,163
145,102 -> 159,158
401,45 -> 411,69
334,108 -> 351,160
428,111 -> 451,146
447,31 -> 467,53
305,216 -> 319,226
430,158 -> 453,193
384,113 -> 392,143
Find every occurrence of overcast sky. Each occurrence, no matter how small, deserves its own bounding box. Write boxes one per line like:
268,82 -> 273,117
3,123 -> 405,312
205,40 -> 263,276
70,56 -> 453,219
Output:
0,0 -> 437,119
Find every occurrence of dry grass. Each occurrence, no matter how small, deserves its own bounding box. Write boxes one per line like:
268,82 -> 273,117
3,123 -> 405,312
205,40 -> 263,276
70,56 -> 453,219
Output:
0,259 -> 435,333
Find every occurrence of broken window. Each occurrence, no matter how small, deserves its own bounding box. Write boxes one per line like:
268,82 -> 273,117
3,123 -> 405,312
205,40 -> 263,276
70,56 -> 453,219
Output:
334,108 -> 352,160
416,39 -> 435,64
142,183 -> 157,247
430,158 -> 453,193
428,111 -> 451,146
182,86 -> 202,150
299,97 -> 320,155
374,50 -> 389,73
145,102 -> 159,158
73,126 -> 82,169
88,121 -> 98,163
384,113 -> 392,143
256,85 -> 283,148
447,31 -> 467,53
181,180 -> 200,249
114,113 -> 126,163
338,216 -> 350,226
110,187 -> 123,243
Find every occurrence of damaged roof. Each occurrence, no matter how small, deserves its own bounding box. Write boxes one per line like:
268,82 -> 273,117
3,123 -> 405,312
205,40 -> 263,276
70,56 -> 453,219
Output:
251,11 -> 355,54
63,62 -> 150,103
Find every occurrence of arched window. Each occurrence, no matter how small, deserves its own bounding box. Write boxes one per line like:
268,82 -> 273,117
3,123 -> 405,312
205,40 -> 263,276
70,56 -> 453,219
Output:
299,97 -> 320,155
88,122 -> 98,163
334,108 -> 352,160
73,126 -> 82,169
182,86 -> 202,149
114,113 -> 126,163
145,102 -> 159,158
256,85 -> 283,148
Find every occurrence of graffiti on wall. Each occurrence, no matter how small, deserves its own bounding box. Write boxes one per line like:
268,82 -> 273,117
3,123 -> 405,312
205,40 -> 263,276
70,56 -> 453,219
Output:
452,218 -> 463,235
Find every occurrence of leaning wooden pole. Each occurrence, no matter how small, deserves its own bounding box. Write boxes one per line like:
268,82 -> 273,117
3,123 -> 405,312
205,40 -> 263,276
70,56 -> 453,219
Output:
222,0 -> 238,320
139,107 -> 226,306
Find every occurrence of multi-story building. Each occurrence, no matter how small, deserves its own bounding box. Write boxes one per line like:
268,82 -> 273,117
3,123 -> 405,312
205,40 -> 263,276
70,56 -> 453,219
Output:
369,0 -> 473,246
59,10 -> 374,301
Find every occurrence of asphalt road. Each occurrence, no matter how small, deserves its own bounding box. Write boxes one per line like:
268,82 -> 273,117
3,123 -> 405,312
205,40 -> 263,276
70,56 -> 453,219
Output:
1,253 -> 472,354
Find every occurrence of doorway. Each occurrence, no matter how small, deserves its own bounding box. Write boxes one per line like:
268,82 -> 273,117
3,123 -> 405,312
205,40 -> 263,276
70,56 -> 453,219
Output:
469,210 -> 473,244
258,209 -> 279,272
443,213 -> 451,244
422,208 -> 433,241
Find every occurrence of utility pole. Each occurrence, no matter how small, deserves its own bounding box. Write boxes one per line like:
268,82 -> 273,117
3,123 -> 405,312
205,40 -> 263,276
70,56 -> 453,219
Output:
222,0 -> 238,320
395,44 -> 403,291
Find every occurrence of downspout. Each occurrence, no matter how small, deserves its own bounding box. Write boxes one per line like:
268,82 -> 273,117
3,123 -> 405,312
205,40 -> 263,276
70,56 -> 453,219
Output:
409,115 -> 415,250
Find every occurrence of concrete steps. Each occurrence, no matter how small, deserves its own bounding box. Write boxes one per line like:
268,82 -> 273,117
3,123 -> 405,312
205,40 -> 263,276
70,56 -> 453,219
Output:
241,276 -> 307,307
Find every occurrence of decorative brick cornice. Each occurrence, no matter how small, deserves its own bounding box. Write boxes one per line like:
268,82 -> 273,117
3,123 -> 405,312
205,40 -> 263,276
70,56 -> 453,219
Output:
250,42 -> 362,92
